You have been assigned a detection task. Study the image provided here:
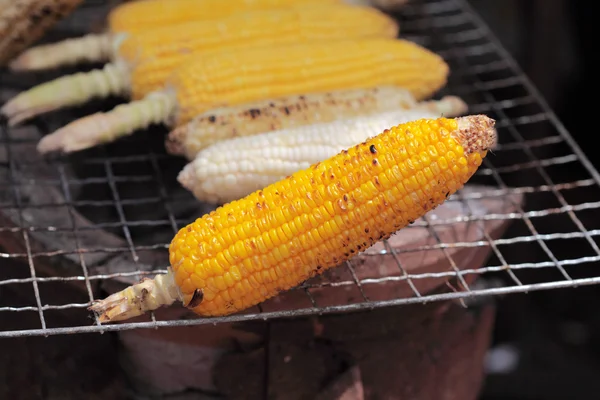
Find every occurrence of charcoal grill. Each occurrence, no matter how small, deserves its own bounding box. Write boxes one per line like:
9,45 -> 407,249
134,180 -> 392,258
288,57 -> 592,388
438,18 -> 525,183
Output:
1,0 -> 598,342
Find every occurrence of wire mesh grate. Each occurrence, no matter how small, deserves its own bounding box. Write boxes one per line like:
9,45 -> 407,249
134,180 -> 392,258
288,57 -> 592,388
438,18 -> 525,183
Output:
2,0 -> 600,338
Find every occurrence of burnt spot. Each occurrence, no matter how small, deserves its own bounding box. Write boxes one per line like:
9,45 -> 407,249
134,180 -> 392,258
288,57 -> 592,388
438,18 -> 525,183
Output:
342,149 -> 348,154
374,176 -> 380,186
283,106 -> 291,115
31,13 -> 43,23
445,192 -> 450,198
372,159 -> 379,166
256,202 -> 262,210
187,289 -> 204,308
248,108 -> 261,118
369,145 -> 377,154
408,220 -> 415,224
258,190 -> 264,197
140,288 -> 149,301
186,226 -> 192,232
41,6 -> 53,16
343,194 -> 349,202
270,102 -> 276,107
316,265 -> 322,270
350,249 -> 355,253
208,115 -> 216,123
365,227 -> 370,233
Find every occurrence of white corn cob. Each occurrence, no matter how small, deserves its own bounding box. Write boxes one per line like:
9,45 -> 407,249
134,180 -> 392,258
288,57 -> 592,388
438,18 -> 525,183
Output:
178,97 -> 470,204
166,86 -> 432,160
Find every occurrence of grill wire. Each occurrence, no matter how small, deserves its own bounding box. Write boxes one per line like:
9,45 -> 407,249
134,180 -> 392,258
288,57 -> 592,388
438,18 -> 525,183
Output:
1,0 -> 600,338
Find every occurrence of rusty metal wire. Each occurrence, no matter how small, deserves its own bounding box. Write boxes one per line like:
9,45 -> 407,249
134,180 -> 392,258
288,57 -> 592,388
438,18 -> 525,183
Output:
2,0 -> 600,338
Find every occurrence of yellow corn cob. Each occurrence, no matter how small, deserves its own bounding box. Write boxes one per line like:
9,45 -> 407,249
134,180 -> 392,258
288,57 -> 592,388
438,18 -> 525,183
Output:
1,4 -> 400,127
109,0 -> 343,34
33,38 -> 449,155
178,97 -> 470,204
8,0 -> 341,71
171,39 -> 448,126
87,115 -> 496,322
166,86 -> 451,160
0,0 -> 84,66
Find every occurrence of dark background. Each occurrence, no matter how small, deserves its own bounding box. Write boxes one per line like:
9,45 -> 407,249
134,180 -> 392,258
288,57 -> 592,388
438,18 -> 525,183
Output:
471,1 -> 600,399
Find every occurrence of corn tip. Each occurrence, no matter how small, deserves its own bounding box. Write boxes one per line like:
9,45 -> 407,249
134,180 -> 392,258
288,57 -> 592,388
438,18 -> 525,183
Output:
2,101 -> 60,127
165,126 -> 188,156
177,163 -> 197,192
88,272 -> 181,323
7,53 -> 31,71
88,294 -> 133,323
454,114 -> 497,153
36,112 -> 107,154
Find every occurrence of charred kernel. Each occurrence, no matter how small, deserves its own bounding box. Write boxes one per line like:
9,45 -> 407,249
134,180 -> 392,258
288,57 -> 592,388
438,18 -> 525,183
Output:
208,115 -> 216,123
187,289 -> 204,308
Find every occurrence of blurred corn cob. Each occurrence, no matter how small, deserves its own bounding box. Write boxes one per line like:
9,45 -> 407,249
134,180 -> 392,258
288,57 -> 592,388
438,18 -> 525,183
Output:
2,4 -> 400,127
88,115 -> 496,321
166,86 -> 457,160
109,0 -> 343,34
178,96 -> 469,204
0,0 -> 84,66
346,0 -> 409,11
9,0 -> 340,71
34,38 -> 449,154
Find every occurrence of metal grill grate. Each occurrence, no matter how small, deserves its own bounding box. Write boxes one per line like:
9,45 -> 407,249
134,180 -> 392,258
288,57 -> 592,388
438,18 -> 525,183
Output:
2,0 -> 600,338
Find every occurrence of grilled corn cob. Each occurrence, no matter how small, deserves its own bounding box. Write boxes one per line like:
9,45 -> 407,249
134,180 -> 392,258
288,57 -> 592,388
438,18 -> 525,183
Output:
1,5 -> 400,127
34,38 -> 449,154
166,87 -> 459,160
37,86 -> 435,156
0,0 -> 84,66
88,115 -> 496,321
178,97 -> 470,204
8,0 -> 342,71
